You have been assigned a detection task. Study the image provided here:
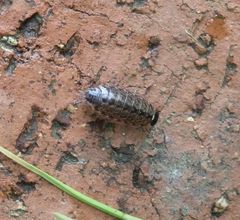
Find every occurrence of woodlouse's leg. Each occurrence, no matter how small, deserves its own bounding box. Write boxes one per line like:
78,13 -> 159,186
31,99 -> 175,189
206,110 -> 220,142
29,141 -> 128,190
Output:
121,90 -> 129,111
130,90 -> 137,113
144,101 -> 150,117
138,97 -> 144,115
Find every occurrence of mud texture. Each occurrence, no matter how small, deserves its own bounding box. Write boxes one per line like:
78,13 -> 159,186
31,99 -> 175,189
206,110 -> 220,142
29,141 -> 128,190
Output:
0,1 -> 240,220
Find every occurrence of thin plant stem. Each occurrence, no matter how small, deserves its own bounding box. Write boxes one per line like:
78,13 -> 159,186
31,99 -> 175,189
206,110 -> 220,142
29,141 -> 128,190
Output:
53,212 -> 73,220
0,146 -> 141,220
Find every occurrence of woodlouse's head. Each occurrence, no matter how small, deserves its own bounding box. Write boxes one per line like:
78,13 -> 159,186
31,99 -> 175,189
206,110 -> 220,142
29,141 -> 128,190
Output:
85,86 -> 109,105
150,111 -> 159,126
85,87 -> 100,104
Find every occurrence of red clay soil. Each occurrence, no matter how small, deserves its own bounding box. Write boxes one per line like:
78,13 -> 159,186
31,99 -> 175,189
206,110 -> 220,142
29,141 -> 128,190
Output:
0,0 -> 239,220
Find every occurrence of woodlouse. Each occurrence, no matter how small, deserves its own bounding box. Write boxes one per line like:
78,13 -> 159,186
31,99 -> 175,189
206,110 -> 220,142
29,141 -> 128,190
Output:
85,85 -> 159,126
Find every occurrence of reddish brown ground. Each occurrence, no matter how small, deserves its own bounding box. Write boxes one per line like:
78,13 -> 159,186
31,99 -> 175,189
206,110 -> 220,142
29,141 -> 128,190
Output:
0,0 -> 239,220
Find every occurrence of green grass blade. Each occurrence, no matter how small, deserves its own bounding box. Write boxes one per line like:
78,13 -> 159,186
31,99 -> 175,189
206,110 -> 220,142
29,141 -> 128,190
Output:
53,212 -> 73,220
0,146 -> 142,220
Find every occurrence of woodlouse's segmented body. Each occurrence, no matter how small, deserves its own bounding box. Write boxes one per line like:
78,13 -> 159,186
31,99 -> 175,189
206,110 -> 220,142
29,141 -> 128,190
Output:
85,85 -> 159,126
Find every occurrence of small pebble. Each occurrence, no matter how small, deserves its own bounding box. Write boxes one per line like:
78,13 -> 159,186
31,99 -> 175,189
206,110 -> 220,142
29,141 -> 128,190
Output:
194,44 -> 208,55
231,124 -> 240,132
232,152 -> 239,160
212,196 -> 229,217
226,2 -> 238,11
66,104 -> 77,113
187,116 -> 195,122
194,57 -> 208,67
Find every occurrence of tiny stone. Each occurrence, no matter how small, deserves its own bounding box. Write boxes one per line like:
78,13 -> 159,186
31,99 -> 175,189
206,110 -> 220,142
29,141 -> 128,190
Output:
232,152 -> 239,160
226,2 -> 238,11
231,124 -> 240,132
173,33 -> 188,43
160,87 -> 167,93
116,35 -> 127,46
187,116 -> 195,122
66,104 -> 77,113
148,36 -> 160,48
165,119 -> 172,125
144,149 -> 157,157
108,161 -> 117,169
80,123 -> 87,128
196,81 -> 209,93
194,44 -> 208,55
194,57 -> 208,67
216,196 -> 229,209
100,161 -> 107,168
212,196 -> 229,217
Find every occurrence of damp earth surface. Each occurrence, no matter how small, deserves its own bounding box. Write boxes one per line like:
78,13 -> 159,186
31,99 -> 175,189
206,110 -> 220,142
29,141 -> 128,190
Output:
0,1 -> 240,220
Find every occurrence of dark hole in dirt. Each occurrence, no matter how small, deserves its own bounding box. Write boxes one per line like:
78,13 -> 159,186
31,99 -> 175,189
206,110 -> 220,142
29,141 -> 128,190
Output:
116,0 -> 129,7
139,36 -> 160,70
219,108 -> 237,123
19,12 -> 43,38
111,144 -> 135,164
55,151 -> 79,171
132,166 -> 140,188
222,55 -> 237,87
192,93 -> 206,115
16,105 -> 44,154
116,0 -> 147,8
17,175 -> 36,193
148,36 -> 160,51
58,32 -> 81,57
86,40 -> 99,48
5,57 -> 17,76
16,181 -> 36,193
7,186 -> 23,201
51,122 -> 62,139
226,62 -> 237,71
47,79 -> 57,95
25,0 -> 36,7
132,165 -> 152,189
133,0 -> 147,8
132,157 -> 156,189
51,109 -> 72,139
140,57 -> 151,69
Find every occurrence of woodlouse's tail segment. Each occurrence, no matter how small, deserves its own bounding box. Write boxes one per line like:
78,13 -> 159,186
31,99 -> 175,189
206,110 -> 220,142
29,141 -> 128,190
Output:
150,111 -> 159,126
